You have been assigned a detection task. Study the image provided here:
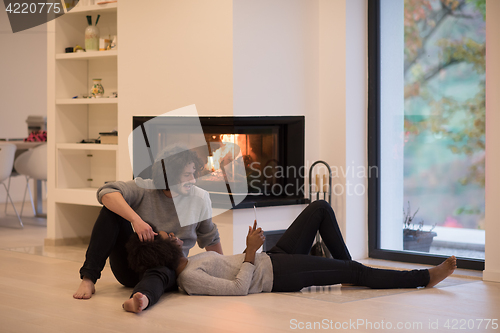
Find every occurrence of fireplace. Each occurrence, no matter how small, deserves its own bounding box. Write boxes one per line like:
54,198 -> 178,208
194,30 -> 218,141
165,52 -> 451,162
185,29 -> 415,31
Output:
132,116 -> 307,208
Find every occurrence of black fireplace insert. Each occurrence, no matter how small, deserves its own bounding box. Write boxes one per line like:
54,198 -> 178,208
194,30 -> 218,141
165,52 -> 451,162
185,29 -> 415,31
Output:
132,116 -> 307,208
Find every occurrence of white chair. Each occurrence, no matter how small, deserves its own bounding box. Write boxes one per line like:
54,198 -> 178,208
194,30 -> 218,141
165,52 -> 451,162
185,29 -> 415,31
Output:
4,163 -> 21,214
14,143 -> 47,217
4,148 -> 37,217
0,143 -> 23,227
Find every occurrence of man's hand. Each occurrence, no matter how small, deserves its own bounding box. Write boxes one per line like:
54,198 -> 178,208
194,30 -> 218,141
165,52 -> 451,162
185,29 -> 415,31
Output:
101,192 -> 157,242
132,219 -> 157,242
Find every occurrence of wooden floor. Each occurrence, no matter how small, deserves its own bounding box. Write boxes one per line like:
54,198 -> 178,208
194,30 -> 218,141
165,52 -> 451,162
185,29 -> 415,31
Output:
0,208 -> 499,332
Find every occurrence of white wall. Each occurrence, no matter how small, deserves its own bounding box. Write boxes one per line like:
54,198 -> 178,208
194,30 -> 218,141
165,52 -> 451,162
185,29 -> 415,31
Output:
318,0 -> 346,237
318,0 -> 370,260
483,0 -> 500,283
345,0 -> 368,259
232,0 -> 320,147
0,10 -> 47,203
233,0 -> 319,254
233,0 -> 319,121
117,0 -> 233,181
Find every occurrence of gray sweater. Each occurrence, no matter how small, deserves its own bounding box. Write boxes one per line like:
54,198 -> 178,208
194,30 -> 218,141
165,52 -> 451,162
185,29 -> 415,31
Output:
96,178 -> 220,256
177,251 -> 273,296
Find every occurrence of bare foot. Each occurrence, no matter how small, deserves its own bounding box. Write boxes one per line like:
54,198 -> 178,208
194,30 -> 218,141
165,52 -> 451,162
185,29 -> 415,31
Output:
73,277 -> 95,299
426,256 -> 457,288
123,292 -> 149,313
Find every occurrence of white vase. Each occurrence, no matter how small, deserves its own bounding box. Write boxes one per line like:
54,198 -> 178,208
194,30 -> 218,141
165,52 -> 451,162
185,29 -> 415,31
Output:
90,79 -> 104,98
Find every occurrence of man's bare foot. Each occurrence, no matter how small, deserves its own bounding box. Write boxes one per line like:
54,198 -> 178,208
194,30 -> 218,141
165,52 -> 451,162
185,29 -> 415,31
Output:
73,277 -> 95,299
426,256 -> 457,288
123,292 -> 149,313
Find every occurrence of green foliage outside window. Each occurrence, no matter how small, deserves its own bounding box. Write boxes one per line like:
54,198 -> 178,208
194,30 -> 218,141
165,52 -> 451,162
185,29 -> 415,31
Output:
403,0 -> 485,229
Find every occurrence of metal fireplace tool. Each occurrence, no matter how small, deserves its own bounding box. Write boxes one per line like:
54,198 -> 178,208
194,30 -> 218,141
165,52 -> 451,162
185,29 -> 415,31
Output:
308,160 -> 333,258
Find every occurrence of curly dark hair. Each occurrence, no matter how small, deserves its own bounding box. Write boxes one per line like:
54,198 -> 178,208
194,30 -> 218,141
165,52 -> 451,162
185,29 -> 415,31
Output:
126,223 -> 184,274
151,144 -> 204,190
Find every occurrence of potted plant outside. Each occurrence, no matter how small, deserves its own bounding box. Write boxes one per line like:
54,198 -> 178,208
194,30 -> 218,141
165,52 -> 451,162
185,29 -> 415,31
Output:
403,202 -> 437,252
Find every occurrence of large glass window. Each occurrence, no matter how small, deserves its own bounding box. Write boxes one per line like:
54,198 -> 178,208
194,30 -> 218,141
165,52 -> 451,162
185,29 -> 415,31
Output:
368,0 -> 485,269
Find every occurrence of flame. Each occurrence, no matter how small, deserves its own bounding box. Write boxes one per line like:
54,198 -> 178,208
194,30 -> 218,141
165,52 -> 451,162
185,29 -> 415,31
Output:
206,134 -> 243,173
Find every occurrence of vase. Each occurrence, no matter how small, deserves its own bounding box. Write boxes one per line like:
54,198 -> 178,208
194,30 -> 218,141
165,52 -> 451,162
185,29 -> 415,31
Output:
85,25 -> 100,51
90,79 -> 104,98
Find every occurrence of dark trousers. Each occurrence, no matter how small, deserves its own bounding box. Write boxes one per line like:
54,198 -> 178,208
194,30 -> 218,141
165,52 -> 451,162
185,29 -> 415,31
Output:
131,266 -> 177,308
267,200 -> 430,292
80,207 -> 177,307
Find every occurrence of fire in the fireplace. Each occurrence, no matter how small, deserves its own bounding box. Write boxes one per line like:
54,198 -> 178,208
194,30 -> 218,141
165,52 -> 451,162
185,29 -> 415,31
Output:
202,134 -> 248,187
206,134 -> 242,172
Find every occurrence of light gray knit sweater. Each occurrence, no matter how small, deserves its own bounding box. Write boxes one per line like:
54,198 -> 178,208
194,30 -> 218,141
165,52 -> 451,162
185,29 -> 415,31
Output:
177,251 -> 274,296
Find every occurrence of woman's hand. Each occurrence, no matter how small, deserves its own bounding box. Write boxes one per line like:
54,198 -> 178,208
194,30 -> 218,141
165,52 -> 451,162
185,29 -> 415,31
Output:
246,225 -> 265,252
251,220 -> 257,232
132,219 -> 157,242
243,225 -> 265,264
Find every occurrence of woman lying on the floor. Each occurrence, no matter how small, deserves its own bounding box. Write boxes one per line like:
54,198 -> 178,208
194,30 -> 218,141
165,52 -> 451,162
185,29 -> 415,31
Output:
123,200 -> 457,313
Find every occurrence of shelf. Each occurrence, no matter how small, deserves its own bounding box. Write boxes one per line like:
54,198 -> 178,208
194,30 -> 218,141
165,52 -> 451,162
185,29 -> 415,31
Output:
57,143 -> 118,150
56,98 -> 118,105
66,2 -> 117,14
56,50 -> 117,60
54,188 -> 102,206
48,0 -> 119,241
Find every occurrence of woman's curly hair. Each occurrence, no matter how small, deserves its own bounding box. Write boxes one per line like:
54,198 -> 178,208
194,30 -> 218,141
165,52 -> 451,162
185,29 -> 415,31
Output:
126,223 -> 184,274
151,144 -> 204,190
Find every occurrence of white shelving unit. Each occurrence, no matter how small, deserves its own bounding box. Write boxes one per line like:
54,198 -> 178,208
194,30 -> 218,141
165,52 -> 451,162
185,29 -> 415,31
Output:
56,143 -> 118,150
56,98 -> 118,104
55,49 -> 117,60
65,2 -> 117,14
53,188 -> 101,207
47,2 -> 119,243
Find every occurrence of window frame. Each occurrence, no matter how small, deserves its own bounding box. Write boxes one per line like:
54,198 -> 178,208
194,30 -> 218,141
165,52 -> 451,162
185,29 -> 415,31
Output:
367,0 -> 484,271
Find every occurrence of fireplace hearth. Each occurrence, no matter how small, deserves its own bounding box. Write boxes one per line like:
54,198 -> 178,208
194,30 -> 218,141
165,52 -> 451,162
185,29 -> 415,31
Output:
133,116 -> 307,208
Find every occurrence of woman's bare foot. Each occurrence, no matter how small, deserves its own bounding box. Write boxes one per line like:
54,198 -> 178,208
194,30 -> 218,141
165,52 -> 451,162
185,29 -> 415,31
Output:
123,292 -> 149,313
426,256 -> 457,288
73,277 -> 95,299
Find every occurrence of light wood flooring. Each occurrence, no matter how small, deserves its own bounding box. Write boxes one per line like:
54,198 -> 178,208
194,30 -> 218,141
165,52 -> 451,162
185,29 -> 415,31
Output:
0,205 -> 499,333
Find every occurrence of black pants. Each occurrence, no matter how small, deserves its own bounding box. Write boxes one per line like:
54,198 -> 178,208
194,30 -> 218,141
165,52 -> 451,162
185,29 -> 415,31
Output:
267,200 -> 430,292
80,207 -> 177,307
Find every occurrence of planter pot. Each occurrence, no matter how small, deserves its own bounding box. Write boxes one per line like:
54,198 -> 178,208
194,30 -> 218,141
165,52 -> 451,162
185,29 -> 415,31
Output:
403,230 -> 437,252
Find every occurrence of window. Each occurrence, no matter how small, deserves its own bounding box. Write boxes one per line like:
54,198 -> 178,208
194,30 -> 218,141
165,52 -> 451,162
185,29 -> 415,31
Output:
368,0 -> 485,269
